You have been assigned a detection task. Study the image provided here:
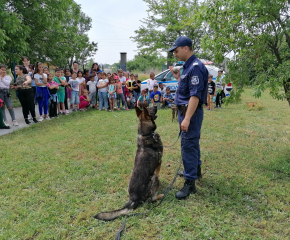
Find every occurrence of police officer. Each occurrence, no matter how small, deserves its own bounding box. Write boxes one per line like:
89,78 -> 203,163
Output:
168,36 -> 208,200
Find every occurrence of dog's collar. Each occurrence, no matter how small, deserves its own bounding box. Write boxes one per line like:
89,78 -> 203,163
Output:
140,132 -> 155,137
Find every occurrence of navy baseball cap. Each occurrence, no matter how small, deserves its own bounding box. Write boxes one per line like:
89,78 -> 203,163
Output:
168,36 -> 192,52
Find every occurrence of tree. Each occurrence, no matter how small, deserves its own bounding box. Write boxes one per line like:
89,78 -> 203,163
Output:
132,0 -> 207,67
199,0 -> 290,106
127,53 -> 165,72
0,0 -> 97,71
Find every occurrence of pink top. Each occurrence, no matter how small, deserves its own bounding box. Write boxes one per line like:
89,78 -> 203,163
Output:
47,81 -> 59,87
116,82 -> 123,94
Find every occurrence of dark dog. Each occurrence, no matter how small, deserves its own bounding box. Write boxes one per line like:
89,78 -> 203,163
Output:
95,105 -> 163,221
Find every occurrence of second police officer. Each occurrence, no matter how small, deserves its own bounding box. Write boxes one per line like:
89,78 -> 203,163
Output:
168,36 -> 208,200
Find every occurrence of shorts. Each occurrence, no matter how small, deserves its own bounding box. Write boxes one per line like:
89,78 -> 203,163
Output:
71,90 -> 80,104
57,91 -> 65,103
164,100 -> 172,107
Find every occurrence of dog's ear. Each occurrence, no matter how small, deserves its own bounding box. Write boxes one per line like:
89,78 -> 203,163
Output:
143,106 -> 152,120
135,106 -> 142,118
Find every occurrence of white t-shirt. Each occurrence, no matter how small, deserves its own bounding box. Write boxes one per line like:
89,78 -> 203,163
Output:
77,77 -> 85,84
97,79 -> 109,93
87,81 -> 97,93
68,78 -> 80,91
34,73 -> 47,87
147,79 -> 157,91
119,76 -> 126,84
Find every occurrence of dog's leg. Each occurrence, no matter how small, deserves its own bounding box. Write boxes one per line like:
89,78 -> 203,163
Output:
154,162 -> 162,178
152,194 -> 164,201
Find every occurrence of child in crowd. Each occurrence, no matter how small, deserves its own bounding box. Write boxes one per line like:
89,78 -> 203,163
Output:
53,68 -> 67,115
118,69 -> 126,95
43,66 -> 50,75
159,82 -> 166,95
147,72 -> 157,99
115,76 -> 129,110
126,91 -> 135,109
107,76 -> 116,112
67,72 -> 80,112
137,89 -> 150,107
126,73 -> 134,96
97,72 -> 109,110
47,73 -> 59,118
34,62 -> 50,121
124,71 -> 130,99
150,84 -> 163,109
77,70 -> 86,96
207,74 -> 216,111
79,89 -> 90,110
133,74 -> 141,100
162,87 -> 174,108
87,74 -> 97,109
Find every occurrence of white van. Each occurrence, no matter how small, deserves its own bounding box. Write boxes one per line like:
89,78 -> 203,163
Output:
141,64 -> 232,97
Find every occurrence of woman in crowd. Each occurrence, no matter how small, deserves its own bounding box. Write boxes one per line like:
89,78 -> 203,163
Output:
34,62 -> 50,121
90,63 -> 101,74
0,64 -> 18,126
12,65 -> 38,124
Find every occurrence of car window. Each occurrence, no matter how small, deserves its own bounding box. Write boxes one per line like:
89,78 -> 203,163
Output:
165,68 -> 183,81
155,70 -> 168,82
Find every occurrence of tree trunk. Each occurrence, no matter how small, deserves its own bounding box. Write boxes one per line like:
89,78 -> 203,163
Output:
167,52 -> 173,68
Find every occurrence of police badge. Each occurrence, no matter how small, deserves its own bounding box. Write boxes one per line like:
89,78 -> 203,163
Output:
191,76 -> 199,85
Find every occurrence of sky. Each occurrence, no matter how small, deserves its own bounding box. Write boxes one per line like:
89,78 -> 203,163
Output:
74,0 -> 149,65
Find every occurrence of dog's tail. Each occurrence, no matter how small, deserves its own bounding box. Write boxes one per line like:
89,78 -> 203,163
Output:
94,200 -> 138,221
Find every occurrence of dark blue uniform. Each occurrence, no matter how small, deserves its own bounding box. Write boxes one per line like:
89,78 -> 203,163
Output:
175,54 -> 208,181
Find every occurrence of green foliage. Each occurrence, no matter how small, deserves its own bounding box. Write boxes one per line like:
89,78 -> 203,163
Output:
199,0 -> 290,106
0,1 -> 97,69
132,0 -> 207,66
127,53 -> 165,72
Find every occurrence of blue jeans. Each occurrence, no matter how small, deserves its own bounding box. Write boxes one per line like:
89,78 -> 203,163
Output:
98,91 -> 108,109
71,90 -> 79,105
133,92 -> 140,101
178,107 -> 203,181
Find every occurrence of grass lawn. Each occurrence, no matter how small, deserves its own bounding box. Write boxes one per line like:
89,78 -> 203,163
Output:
1,89 -> 290,239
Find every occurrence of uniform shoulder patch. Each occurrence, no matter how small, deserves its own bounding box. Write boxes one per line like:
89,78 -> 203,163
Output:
191,76 -> 199,85
193,62 -> 198,66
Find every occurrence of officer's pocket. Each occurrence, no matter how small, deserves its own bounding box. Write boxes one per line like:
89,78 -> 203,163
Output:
185,109 -> 202,139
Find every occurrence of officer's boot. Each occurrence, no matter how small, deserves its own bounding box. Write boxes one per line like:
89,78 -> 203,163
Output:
178,165 -> 202,179
175,180 -> 197,200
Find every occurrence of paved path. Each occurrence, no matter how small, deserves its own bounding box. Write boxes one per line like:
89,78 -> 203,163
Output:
0,106 -> 57,137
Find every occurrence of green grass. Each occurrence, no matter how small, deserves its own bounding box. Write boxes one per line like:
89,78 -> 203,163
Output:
1,89 -> 290,239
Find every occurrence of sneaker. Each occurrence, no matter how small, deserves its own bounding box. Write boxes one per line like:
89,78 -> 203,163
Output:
4,121 -> 10,127
25,119 -> 31,125
12,120 -> 19,126
218,106 -> 221,109
58,112 -> 62,115
65,110 -> 70,115
92,106 -> 95,109
28,115 -> 33,120
126,108 -> 129,110
99,109 -> 102,111
44,116 -> 51,120
0,125 -> 10,129
32,118 -> 38,123
62,112 -> 65,115
38,117 -> 43,122
72,109 -> 76,112
118,108 -> 120,111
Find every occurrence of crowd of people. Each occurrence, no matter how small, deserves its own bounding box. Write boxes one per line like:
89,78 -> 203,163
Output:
0,57 -> 176,130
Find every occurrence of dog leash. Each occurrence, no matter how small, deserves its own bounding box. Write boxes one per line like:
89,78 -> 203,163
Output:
115,130 -> 182,240
163,130 -> 181,148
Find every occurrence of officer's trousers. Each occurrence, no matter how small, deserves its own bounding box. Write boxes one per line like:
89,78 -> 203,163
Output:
178,107 -> 203,181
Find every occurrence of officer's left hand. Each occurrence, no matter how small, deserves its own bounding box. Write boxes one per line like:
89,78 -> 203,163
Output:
181,118 -> 190,132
